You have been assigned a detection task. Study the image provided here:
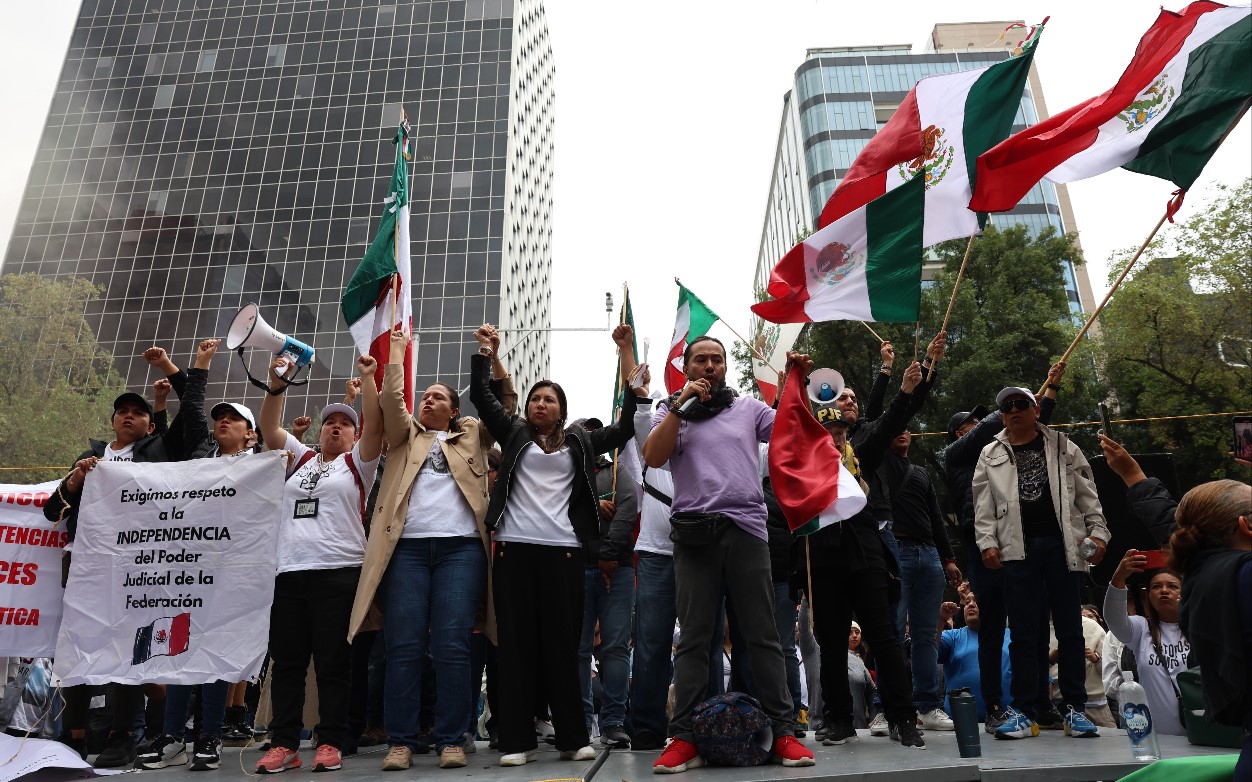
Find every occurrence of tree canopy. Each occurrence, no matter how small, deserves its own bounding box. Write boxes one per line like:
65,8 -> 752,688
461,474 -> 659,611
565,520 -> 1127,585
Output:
0,274 -> 129,484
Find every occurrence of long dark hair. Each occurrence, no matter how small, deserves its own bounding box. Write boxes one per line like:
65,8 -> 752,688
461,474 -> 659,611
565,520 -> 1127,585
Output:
1143,569 -> 1183,653
525,380 -> 567,453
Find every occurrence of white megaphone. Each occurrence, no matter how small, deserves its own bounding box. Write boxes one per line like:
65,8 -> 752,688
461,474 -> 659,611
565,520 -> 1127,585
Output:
807,367 -> 845,405
226,303 -> 315,381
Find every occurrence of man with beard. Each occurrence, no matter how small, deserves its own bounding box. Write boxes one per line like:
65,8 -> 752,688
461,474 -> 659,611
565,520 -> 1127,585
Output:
644,337 -> 815,773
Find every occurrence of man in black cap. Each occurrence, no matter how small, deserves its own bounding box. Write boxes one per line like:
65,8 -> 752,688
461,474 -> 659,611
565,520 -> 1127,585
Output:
44,342 -> 209,767
941,361 -> 1064,733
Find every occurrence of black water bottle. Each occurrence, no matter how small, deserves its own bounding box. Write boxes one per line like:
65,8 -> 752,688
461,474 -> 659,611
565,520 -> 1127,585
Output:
949,688 -> 981,758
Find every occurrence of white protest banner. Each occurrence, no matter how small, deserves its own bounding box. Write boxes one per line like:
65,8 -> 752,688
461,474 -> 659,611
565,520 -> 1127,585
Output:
54,452 -> 284,685
0,481 -> 66,657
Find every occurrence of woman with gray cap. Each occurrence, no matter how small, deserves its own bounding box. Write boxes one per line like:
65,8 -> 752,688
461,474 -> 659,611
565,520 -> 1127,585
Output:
256,354 -> 383,774
135,338 -> 258,772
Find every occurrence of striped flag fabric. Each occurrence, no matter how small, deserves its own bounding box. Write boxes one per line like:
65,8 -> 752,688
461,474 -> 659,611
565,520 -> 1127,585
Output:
752,322 -> 804,406
665,283 -> 720,394
341,116 -> 415,411
820,23 -> 1043,246
768,365 -> 866,535
752,176 -> 925,324
971,2 -> 1250,213
612,285 -> 639,416
132,613 -> 191,665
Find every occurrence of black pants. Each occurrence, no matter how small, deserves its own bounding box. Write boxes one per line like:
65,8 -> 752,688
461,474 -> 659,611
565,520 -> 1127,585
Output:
268,567 -> 360,750
492,541 -> 587,753
811,565 -> 915,728
62,684 -> 144,737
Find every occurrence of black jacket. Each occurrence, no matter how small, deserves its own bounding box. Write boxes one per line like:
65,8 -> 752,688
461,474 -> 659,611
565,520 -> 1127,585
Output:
42,370 -> 201,540
469,354 -> 635,544
1125,477 -> 1179,546
1179,548 -> 1252,726
852,379 -> 931,525
881,453 -> 955,561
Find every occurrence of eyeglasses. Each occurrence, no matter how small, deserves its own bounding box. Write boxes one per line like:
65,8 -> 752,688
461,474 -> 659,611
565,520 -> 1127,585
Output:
999,399 -> 1034,413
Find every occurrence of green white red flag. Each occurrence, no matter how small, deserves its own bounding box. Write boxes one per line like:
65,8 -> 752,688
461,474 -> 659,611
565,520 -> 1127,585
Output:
820,22 -> 1043,246
664,283 -> 720,395
971,2 -> 1250,213
751,322 -> 803,406
341,117 -> 414,411
752,176 -> 925,324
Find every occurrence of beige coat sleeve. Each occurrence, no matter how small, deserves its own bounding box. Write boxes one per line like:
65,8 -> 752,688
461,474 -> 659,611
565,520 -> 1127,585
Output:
972,453 -> 999,552
381,363 -> 414,451
1068,442 -> 1110,543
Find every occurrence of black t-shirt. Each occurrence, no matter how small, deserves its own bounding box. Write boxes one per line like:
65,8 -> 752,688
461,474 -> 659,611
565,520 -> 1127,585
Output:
1011,434 -> 1060,537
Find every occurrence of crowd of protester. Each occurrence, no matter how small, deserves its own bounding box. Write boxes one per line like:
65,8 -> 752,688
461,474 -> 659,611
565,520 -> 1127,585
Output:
18,322 -> 1250,776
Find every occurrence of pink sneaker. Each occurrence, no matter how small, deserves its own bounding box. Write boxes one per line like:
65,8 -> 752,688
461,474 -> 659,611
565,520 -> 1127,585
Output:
312,744 -> 342,772
255,746 -> 301,774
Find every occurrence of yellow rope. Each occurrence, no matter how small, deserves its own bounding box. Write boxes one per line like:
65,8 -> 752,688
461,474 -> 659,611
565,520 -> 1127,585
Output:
912,410 -> 1252,437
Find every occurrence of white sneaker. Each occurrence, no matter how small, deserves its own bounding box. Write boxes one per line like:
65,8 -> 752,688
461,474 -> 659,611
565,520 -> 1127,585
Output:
560,745 -> 597,761
868,713 -> 890,736
919,708 -> 955,731
499,750 -> 537,767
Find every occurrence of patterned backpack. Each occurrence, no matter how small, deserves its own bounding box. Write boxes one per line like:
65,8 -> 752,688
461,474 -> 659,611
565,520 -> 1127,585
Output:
690,692 -> 773,766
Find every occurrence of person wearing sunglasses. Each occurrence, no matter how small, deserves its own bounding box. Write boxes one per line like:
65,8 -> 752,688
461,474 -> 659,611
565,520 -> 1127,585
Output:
972,386 -> 1111,741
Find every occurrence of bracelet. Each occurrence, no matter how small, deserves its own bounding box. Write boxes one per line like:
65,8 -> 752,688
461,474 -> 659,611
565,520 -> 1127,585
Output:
1047,383 -> 1061,392
922,355 -> 933,364
478,346 -> 495,359
880,364 -> 893,373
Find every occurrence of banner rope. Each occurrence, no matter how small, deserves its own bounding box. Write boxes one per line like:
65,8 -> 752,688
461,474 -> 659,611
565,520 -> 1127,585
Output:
910,410 -> 1252,437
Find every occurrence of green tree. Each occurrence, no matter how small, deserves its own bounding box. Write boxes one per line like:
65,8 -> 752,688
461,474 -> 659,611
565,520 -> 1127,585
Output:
0,274 -> 129,484
1098,179 -> 1252,484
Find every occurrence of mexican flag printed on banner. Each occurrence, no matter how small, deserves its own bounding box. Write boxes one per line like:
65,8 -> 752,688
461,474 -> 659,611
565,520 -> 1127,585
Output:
768,364 -> 866,535
752,175 -> 925,325
751,322 -> 803,406
820,22 -> 1043,246
342,116 -> 414,411
972,2 -> 1250,213
132,613 -> 191,665
664,283 -> 720,395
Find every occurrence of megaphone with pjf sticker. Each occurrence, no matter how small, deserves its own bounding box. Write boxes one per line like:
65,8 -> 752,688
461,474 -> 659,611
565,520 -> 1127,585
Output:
226,303 -> 315,392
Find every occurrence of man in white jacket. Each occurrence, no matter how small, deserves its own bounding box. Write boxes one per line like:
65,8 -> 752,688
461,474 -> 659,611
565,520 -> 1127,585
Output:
973,386 -> 1111,740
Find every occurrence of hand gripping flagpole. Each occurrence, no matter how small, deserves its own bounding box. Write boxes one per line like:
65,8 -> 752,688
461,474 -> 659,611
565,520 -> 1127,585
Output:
1036,191 -> 1183,396
611,281 -> 629,500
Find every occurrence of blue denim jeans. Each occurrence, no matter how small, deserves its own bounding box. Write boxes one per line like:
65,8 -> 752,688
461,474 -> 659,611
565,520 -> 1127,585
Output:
164,680 -> 229,740
382,536 -> 486,752
895,540 -> 946,712
629,553 -> 725,740
727,582 -> 803,719
579,564 -> 635,731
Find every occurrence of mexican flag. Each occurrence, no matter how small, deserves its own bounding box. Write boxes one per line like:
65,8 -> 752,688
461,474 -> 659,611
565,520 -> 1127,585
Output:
132,613 -> 191,665
752,175 -> 925,324
752,322 -> 803,406
820,23 -> 1042,246
768,364 -> 866,535
612,285 -> 639,416
971,2 -> 1250,213
341,117 -> 414,411
665,283 -> 720,394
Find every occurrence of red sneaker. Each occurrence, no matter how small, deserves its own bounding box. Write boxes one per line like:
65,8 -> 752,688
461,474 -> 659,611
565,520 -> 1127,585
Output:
255,747 -> 301,774
772,735 -> 815,767
312,744 -> 342,772
652,739 -> 702,774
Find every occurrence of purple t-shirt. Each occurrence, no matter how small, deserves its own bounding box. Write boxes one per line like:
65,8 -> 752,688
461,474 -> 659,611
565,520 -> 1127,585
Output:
654,396 -> 775,541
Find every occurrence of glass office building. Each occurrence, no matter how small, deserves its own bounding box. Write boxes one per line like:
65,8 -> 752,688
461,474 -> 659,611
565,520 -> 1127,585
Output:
2,0 -> 555,413
756,22 -> 1096,319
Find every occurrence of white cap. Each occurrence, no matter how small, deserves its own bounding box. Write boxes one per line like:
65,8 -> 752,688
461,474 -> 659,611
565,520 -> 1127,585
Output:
995,387 -> 1038,407
320,403 -> 360,429
210,402 -> 256,430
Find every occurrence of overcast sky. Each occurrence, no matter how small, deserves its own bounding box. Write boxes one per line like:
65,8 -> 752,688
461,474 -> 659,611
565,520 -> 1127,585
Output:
1,1 -> 1248,422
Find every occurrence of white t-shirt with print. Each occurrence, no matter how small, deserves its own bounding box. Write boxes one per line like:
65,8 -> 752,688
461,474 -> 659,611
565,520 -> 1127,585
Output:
279,433 -> 380,573
104,442 -> 135,462
402,432 -> 478,539
494,442 -> 579,547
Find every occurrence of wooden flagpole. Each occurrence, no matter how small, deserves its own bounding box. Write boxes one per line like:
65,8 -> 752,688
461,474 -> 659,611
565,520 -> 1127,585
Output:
859,320 -> 885,342
912,322 -> 921,365
611,282 -> 629,499
675,278 -> 783,375
940,234 -> 977,335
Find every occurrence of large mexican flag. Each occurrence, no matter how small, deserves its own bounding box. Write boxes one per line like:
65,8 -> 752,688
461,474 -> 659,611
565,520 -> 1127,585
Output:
972,2 -> 1250,212
342,119 -> 414,411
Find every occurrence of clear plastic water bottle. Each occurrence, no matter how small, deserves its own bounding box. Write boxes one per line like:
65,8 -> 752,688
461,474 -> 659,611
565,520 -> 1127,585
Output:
1119,671 -> 1161,761
1079,536 -> 1099,561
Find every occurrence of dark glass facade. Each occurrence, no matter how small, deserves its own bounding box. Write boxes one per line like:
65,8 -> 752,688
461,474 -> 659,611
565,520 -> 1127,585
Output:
2,0 -> 554,415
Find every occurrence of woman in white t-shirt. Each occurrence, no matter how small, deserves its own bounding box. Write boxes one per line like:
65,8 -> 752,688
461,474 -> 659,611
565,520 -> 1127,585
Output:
469,325 -> 636,768
1104,550 -> 1190,735
346,326 -> 515,772
256,355 -> 383,774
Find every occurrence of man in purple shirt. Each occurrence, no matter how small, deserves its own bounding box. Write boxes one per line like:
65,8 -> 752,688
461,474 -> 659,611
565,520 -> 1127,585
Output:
644,336 -> 815,773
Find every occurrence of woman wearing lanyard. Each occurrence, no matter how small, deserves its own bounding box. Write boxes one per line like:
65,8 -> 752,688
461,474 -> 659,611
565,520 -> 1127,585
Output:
348,325 -> 516,771
255,354 -> 383,774
470,324 -> 636,767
